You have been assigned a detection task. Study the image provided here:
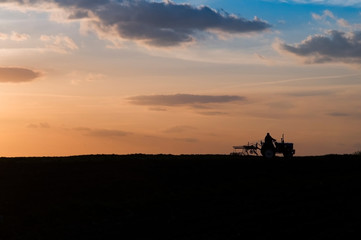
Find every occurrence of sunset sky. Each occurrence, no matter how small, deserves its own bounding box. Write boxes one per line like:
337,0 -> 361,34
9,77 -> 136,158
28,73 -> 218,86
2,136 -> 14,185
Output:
1,0 -> 361,156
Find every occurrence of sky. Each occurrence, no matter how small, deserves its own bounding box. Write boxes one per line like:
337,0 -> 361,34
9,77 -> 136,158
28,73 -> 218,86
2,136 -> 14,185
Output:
1,0 -> 361,156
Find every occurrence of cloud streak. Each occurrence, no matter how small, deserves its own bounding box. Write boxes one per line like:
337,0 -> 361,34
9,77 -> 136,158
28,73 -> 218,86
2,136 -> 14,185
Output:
196,111 -> 228,116
128,94 -> 246,106
280,30 -> 361,64
0,0 -> 270,47
27,122 -> 51,129
74,127 -> 131,138
0,67 -> 41,83
327,112 -> 350,117
283,90 -> 335,97
163,125 -> 196,133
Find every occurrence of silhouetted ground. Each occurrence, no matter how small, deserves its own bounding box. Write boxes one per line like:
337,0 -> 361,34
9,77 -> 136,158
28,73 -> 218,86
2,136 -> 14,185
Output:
0,154 -> 361,239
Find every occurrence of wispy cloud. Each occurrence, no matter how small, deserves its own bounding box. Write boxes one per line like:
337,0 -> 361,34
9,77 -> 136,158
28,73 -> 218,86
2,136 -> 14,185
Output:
163,125 -> 196,133
10,31 -> 30,41
283,90 -> 335,97
128,94 -> 246,106
74,127 -> 131,138
311,10 -> 335,20
0,0 -> 270,47
279,30 -> 361,64
67,71 -> 106,85
0,31 -> 30,41
327,112 -> 350,117
196,111 -> 228,116
0,67 -> 41,83
0,32 -> 7,40
311,10 -> 352,29
40,34 -> 78,53
149,107 -> 167,112
27,122 -> 51,129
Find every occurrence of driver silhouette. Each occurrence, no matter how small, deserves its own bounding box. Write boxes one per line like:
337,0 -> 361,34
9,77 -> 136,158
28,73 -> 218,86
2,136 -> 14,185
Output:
264,133 -> 276,148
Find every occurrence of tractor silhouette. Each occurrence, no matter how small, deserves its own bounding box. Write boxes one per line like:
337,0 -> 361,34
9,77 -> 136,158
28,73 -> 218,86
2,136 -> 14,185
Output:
232,134 -> 295,159
261,134 -> 295,159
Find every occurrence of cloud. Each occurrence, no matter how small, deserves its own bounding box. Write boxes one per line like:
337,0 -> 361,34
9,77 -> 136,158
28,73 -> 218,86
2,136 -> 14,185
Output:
311,10 -> 351,29
67,9 -> 90,20
284,90 -> 334,97
0,32 -> 9,40
40,34 -> 78,53
163,125 -> 196,133
87,129 -> 130,137
149,107 -> 167,112
311,10 -> 336,23
0,0 -> 270,47
0,31 -> 30,41
279,30 -> 361,64
337,18 -> 350,28
10,31 -> 30,41
196,111 -> 228,116
312,9 -> 335,21
327,112 -> 350,117
128,94 -> 246,106
0,32 -> 8,40
68,71 -> 106,85
74,127 -> 131,138
0,67 -> 41,83
27,122 -> 51,129
91,1 -> 270,46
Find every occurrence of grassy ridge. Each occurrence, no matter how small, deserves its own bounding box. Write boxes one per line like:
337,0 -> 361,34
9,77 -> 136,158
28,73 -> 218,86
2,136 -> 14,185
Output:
0,154 -> 361,239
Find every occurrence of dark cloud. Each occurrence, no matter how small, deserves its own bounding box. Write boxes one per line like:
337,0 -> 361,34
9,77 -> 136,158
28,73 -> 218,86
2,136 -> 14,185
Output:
281,30 -> 361,63
54,0 -> 110,8
93,1 -> 270,46
128,94 -> 246,106
2,0 -> 270,46
0,67 -> 40,83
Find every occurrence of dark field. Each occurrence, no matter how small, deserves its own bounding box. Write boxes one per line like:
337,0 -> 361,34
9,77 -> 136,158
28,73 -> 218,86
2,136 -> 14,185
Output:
0,154 -> 361,239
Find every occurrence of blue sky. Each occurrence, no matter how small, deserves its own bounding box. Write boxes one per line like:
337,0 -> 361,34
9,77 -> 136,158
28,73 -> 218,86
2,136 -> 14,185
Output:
174,0 -> 361,39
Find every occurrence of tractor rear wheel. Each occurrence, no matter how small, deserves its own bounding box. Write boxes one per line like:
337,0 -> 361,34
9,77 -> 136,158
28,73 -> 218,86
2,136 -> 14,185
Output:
262,148 -> 275,159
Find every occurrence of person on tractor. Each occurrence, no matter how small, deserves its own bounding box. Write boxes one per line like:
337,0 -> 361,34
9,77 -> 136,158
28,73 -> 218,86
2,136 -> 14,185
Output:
264,133 -> 276,149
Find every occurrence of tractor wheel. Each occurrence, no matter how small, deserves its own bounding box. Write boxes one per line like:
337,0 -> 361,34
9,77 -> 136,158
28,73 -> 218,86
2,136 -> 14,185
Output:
262,148 -> 275,159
